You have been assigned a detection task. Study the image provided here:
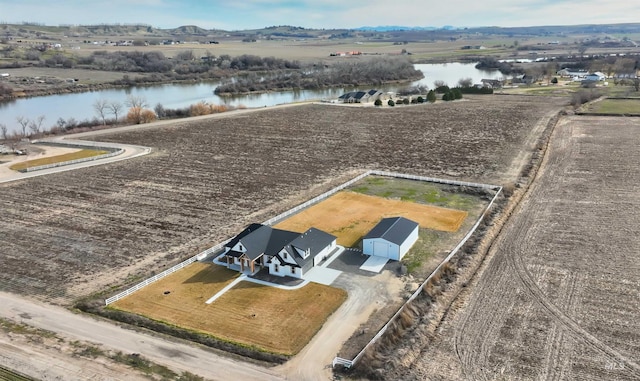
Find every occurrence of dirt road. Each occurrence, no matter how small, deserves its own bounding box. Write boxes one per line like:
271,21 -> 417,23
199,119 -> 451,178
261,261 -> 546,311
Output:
0,292 -> 284,381
394,115 -> 640,380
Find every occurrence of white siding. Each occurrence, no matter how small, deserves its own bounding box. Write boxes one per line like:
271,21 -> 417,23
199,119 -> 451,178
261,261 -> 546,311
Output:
313,239 -> 337,266
363,225 -> 418,260
397,226 -> 419,260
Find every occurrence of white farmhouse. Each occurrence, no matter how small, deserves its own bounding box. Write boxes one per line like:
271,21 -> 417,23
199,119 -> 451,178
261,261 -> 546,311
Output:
220,223 -> 337,278
362,217 -> 419,261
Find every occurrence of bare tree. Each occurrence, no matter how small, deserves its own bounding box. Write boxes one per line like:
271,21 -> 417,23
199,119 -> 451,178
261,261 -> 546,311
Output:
28,115 -> 46,136
457,77 -> 473,88
0,123 -> 8,141
107,101 -> 123,123
93,98 -> 109,125
433,80 -> 447,88
16,116 -> 30,138
125,95 -> 148,109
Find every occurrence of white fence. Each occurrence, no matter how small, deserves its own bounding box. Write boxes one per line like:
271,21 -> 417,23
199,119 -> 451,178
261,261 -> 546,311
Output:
23,149 -> 123,172
105,240 -> 229,305
333,174 -> 502,369
22,140 -> 125,173
105,169 -> 501,324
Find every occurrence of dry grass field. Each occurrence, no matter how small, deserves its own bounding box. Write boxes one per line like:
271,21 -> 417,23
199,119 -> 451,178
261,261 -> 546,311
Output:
112,262 -> 346,355
0,95 -> 562,304
384,115 -> 640,380
275,191 -> 467,246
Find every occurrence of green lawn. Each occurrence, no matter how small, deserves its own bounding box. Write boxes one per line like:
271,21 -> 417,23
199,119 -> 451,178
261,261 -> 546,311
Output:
583,98 -> 640,114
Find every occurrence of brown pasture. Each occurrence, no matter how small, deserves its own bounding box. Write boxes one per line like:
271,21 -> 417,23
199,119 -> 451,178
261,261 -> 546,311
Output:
112,262 -> 346,355
274,191 -> 468,246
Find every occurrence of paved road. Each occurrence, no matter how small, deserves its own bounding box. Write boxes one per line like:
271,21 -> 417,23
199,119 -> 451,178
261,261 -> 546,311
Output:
0,139 -> 151,184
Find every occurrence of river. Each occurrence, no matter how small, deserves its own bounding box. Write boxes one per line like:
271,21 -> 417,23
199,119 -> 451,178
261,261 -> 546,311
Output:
0,63 -> 505,134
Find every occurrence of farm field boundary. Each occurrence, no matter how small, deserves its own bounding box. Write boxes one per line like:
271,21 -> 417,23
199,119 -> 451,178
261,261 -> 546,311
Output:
105,170 -> 500,306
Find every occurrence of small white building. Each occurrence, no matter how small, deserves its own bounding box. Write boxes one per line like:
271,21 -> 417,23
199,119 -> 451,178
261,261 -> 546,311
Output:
584,72 -> 606,81
362,217 -> 419,261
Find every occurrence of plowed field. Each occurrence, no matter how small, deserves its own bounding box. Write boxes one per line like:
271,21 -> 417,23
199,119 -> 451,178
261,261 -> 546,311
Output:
0,96 -> 562,304
388,116 -> 640,380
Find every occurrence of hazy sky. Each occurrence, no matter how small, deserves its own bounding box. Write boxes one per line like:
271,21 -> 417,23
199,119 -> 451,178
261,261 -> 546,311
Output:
2,0 -> 640,31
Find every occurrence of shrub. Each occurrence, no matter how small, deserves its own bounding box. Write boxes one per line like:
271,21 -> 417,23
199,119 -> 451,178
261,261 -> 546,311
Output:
189,102 -> 211,116
417,96 -> 424,103
374,99 -> 382,106
388,99 -> 395,107
551,77 -> 558,84
427,90 -> 436,103
402,98 -> 410,105
126,107 -> 156,124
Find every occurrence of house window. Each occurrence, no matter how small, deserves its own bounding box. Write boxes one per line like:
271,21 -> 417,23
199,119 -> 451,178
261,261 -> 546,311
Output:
238,244 -> 243,251
291,267 -> 296,274
275,264 -> 279,272
283,252 -> 288,259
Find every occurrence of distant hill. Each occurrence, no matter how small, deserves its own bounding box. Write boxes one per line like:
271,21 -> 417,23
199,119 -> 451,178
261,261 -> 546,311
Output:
4,22 -> 640,41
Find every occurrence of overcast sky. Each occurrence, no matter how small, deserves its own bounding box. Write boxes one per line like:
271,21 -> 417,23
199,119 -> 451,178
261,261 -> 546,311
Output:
2,0 -> 640,31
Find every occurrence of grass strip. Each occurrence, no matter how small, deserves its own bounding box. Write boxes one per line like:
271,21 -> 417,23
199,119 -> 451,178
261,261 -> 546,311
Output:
10,149 -> 109,171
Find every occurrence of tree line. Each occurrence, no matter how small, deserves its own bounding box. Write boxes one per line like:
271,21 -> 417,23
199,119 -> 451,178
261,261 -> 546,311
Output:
214,57 -> 423,94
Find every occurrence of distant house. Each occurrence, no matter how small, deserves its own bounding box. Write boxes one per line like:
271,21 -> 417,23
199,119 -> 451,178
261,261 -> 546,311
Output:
557,68 -> 588,78
481,79 -> 504,89
584,72 -> 606,81
511,74 -> 537,84
338,89 -> 384,103
362,217 -> 419,261
220,223 -> 337,278
613,72 -> 637,79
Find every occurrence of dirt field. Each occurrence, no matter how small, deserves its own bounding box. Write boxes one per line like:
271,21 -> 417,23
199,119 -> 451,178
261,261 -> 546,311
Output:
0,95 -> 562,305
384,115 -> 640,380
274,191 -> 467,246
112,262 -> 346,355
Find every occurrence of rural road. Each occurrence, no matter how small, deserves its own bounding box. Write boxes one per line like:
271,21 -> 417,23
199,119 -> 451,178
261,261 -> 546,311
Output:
0,292 -> 285,381
0,272 -> 398,381
0,139 -> 151,184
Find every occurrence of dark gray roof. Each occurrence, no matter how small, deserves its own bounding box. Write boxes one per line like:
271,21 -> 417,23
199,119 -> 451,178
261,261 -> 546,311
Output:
226,224 -> 336,264
278,228 -> 336,268
226,224 -> 298,261
364,217 -> 419,246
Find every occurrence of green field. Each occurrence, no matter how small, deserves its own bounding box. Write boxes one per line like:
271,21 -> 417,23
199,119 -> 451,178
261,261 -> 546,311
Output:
583,98 -> 640,114
350,175 -> 482,211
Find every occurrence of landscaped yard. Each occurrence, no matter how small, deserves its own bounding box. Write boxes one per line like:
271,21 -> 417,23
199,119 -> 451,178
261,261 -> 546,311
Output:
111,262 -> 346,355
9,149 -> 108,171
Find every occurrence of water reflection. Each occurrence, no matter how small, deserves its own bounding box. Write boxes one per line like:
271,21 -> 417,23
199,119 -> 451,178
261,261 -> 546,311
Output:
0,63 -> 503,134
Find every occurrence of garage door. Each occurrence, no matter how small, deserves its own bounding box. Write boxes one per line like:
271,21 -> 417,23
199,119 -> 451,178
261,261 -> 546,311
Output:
373,241 -> 389,258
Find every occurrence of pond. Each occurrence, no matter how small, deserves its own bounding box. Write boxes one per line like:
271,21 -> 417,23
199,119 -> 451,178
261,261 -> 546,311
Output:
0,63 -> 505,134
